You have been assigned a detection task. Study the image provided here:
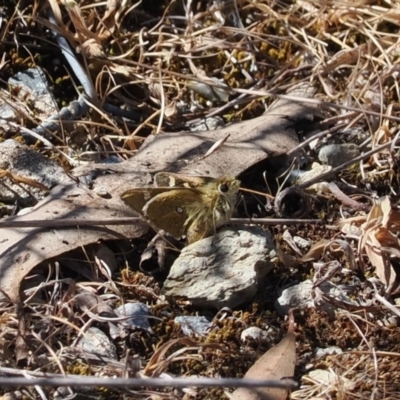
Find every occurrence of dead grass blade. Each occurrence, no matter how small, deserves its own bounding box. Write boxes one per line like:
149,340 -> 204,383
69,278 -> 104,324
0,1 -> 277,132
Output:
142,338 -> 222,378
0,168 -> 49,192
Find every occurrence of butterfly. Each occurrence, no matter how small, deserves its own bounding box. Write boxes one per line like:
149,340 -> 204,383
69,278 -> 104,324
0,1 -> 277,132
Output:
121,172 -> 240,244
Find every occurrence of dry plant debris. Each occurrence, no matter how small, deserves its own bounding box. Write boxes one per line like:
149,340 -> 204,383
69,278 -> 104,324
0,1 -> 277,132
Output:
1,0 -> 400,399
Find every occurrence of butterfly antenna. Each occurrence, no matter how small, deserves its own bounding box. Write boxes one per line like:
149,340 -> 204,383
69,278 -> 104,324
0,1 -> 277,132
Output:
239,185 -> 273,216
238,193 -> 254,224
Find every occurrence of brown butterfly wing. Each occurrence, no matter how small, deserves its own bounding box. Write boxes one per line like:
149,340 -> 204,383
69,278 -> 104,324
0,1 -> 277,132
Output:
121,188 -> 170,215
143,188 -> 201,240
154,173 -> 215,189
185,214 -> 211,244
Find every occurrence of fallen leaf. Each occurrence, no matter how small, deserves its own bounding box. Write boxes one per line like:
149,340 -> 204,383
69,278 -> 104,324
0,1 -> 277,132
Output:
300,239 -> 332,262
74,82 -> 319,179
0,177 -> 149,302
231,310 -> 296,400
358,196 -> 400,293
301,239 -> 355,270
277,246 -> 300,269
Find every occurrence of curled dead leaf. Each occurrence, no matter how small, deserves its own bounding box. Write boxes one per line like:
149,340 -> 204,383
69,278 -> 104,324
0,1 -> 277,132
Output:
358,197 -> 400,293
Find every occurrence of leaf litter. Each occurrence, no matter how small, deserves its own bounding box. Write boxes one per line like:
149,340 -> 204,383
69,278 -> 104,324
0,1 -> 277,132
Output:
0,0 -> 400,399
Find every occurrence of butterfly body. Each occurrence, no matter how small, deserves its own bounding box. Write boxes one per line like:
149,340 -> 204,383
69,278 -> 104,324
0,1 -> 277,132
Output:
121,173 -> 240,244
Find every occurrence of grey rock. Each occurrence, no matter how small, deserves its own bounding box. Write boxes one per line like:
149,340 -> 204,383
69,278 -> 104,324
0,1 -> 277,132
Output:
162,226 -> 275,309
0,98 -> 18,135
114,302 -> 152,331
8,67 -> 57,117
79,327 -> 117,360
275,279 -> 358,316
318,143 -> 360,167
275,280 -> 313,316
0,139 -> 67,205
109,302 -> 153,339
188,78 -> 230,102
174,316 -> 212,336
0,68 -> 56,136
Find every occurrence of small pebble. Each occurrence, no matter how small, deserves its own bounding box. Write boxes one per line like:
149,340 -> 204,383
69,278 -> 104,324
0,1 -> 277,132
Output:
315,346 -> 343,359
114,302 -> 152,331
318,143 -> 360,167
79,327 -> 117,359
174,316 -> 212,336
240,327 -> 270,342
293,236 -> 311,249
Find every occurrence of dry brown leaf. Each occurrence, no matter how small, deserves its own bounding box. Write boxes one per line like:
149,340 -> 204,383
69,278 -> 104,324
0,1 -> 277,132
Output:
163,101 -> 178,119
231,310 -> 296,400
312,260 -> 342,288
15,304 -> 29,363
0,175 -> 149,302
126,82 -> 319,178
386,208 -> 400,228
64,0 -> 98,42
358,196 -> 399,292
99,0 -> 119,37
300,239 -> 332,262
77,39 -> 107,59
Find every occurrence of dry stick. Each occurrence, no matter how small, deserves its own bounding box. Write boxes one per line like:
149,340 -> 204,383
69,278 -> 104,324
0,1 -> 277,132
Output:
0,376 -> 298,390
0,217 -> 321,229
0,218 -> 140,228
231,218 -> 320,225
326,182 -> 369,211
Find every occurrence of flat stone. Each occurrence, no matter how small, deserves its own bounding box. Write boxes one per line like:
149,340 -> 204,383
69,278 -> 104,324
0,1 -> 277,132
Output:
174,316 -> 212,336
109,302 -> 153,339
188,116 -> 225,132
114,302 -> 152,331
78,327 -> 117,360
275,280 -> 313,316
8,67 -> 57,117
162,226 -> 275,309
315,346 -> 343,359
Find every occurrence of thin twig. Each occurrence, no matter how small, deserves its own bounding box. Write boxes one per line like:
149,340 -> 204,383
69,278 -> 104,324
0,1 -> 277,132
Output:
0,376 -> 298,390
0,217 -> 321,229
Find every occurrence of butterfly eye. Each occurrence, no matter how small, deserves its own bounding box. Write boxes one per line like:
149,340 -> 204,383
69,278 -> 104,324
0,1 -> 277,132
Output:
219,183 -> 229,193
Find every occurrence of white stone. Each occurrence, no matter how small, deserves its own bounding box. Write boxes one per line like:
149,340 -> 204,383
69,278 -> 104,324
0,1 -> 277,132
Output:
162,227 -> 275,309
